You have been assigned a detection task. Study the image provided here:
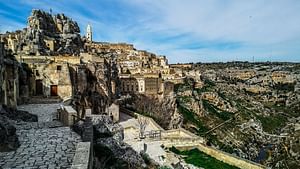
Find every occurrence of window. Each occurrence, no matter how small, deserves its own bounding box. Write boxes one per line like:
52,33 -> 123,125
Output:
57,65 -> 62,71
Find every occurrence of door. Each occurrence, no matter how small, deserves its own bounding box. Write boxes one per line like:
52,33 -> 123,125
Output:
50,85 -> 58,96
35,80 -> 43,95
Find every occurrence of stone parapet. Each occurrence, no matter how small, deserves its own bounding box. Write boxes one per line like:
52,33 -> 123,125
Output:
71,142 -> 91,169
59,105 -> 77,126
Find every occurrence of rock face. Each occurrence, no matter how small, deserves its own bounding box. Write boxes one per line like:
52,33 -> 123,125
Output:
74,115 -> 146,169
201,92 -> 236,113
0,104 -> 37,152
3,9 -> 82,56
93,116 -> 145,169
0,105 -> 38,122
132,94 -> 183,129
0,43 -> 4,104
72,56 -> 119,118
0,115 -> 19,152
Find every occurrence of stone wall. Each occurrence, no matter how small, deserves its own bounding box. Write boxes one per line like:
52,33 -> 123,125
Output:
25,59 -> 73,99
164,139 -> 265,169
71,142 -> 92,169
196,144 -> 265,169
161,128 -> 201,140
59,105 -> 77,126
71,117 -> 94,169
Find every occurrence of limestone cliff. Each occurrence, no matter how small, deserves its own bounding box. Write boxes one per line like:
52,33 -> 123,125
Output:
132,94 -> 183,129
71,55 -> 119,117
2,9 -> 82,56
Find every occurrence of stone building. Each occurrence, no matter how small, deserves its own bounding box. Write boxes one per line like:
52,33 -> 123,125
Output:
226,69 -> 257,81
144,77 -> 163,95
118,73 -> 173,96
17,56 -> 74,99
271,71 -> 295,84
86,24 -> 92,42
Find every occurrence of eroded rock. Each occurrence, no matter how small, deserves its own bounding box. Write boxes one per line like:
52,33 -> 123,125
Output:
0,115 -> 19,152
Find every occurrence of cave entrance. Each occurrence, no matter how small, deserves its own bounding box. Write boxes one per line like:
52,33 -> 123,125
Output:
35,80 -> 43,95
50,85 -> 58,96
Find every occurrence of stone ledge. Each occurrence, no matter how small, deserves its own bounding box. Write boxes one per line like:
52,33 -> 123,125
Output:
71,142 -> 91,169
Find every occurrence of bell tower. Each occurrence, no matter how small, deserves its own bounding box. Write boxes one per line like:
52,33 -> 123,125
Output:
86,24 -> 92,42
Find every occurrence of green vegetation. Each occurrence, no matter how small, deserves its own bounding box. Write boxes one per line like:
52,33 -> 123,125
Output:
273,82 -> 295,92
204,79 -> 216,87
177,103 -> 235,153
202,100 -> 233,121
170,147 -> 240,169
255,114 -> 287,133
178,96 -> 192,103
195,79 -> 215,94
136,110 -> 163,125
206,134 -> 235,153
158,166 -> 172,169
264,101 -> 300,117
177,104 -> 209,133
217,91 -> 227,101
174,83 -> 192,92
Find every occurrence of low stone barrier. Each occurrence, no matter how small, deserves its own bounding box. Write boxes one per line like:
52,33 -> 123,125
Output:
161,128 -> 202,140
71,142 -> 91,169
164,139 -> 266,169
58,105 -> 77,126
162,138 -> 203,148
196,144 -> 265,169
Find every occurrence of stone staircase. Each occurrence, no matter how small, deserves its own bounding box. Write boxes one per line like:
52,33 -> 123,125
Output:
26,96 -> 62,104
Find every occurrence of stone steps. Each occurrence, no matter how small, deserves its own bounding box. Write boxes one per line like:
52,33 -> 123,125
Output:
26,96 -> 62,104
12,120 -> 64,130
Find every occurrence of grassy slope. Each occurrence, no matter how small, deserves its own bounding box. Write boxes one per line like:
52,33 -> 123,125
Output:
170,147 -> 240,169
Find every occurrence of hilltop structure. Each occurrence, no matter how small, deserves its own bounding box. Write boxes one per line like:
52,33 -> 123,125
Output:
86,24 -> 92,42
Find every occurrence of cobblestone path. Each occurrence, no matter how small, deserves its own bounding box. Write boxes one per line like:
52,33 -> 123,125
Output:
0,103 -> 81,169
18,103 -> 61,122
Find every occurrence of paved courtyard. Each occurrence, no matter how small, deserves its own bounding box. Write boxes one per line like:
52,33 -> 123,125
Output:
0,103 -> 81,169
0,127 -> 81,169
18,103 -> 61,122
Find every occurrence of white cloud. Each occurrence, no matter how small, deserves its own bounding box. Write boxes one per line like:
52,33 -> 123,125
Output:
125,0 -> 300,43
1,0 -> 300,62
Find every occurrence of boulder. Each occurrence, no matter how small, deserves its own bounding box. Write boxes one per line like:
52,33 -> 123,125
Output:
0,105 -> 38,122
0,115 -> 19,152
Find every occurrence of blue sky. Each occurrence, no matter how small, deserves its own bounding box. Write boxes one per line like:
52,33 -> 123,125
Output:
0,0 -> 300,63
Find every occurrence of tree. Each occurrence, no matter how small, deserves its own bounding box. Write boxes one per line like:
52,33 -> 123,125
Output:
138,116 -> 148,139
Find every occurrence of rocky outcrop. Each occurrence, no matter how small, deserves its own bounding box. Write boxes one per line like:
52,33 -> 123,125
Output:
92,115 -> 123,141
0,115 -> 19,152
71,56 -> 119,117
0,105 -> 38,122
95,137 -> 145,169
2,9 -> 82,56
132,94 -> 183,129
93,116 -> 145,169
0,43 -> 4,104
201,92 -> 236,113
74,115 -> 145,169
